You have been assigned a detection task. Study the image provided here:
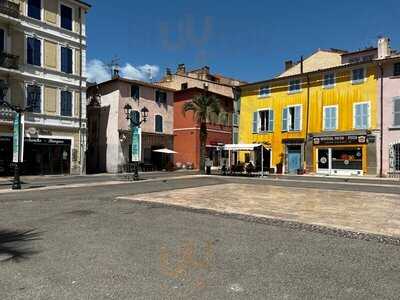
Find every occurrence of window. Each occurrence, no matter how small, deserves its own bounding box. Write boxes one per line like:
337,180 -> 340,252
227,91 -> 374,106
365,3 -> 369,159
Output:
394,98 -> 400,127
288,79 -> 301,93
61,4 -> 73,31
61,91 -> 72,117
61,47 -> 73,74
352,68 -> 365,84
254,109 -> 274,132
155,115 -> 163,133
156,90 -> 167,104
0,29 -> 4,52
354,102 -> 370,129
282,105 -> 301,131
28,0 -> 41,20
26,85 -> 41,113
259,86 -> 270,98
323,106 -> 338,131
323,73 -> 335,88
27,37 -> 41,66
131,85 -> 139,100
394,63 -> 400,76
181,83 -> 188,90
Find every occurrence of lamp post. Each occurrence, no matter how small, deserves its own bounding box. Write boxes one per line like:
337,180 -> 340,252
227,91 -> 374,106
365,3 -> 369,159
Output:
124,104 -> 149,180
0,81 -> 29,190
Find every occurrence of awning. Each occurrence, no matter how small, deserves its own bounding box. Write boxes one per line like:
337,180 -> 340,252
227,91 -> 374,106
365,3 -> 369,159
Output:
222,144 -> 269,151
152,148 -> 177,154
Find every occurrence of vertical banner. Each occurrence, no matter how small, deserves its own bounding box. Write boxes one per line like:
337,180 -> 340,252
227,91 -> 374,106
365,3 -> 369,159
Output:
12,113 -> 24,163
131,126 -> 141,162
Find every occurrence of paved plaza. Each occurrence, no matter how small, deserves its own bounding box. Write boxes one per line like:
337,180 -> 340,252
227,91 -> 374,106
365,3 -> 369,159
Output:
120,183 -> 400,238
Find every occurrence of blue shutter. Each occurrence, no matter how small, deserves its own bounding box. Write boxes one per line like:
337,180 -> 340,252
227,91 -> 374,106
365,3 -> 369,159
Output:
61,5 -> 73,30
268,110 -> 274,131
0,29 -> 4,52
394,99 -> 400,126
332,107 -> 337,130
252,112 -> 258,133
27,85 -> 41,113
61,91 -> 72,116
155,115 -> 163,133
282,108 -> 288,131
34,38 -> 41,66
61,47 -> 72,74
355,104 -> 362,128
294,106 -> 301,130
28,0 -> 41,20
27,38 -> 33,65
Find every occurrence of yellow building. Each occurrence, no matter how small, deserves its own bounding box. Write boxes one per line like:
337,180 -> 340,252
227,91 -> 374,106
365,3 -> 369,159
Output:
239,48 -> 379,176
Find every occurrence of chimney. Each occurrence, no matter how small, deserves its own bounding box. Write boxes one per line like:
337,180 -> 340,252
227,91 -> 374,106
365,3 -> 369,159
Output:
177,64 -> 186,75
378,37 -> 391,59
285,60 -> 293,71
202,66 -> 210,74
112,65 -> 120,79
165,68 -> 172,81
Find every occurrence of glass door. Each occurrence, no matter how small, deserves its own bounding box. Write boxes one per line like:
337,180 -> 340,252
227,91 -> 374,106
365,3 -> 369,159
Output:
317,148 -> 330,174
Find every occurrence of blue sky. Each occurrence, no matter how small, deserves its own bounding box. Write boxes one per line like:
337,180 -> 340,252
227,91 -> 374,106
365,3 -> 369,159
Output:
86,0 -> 399,83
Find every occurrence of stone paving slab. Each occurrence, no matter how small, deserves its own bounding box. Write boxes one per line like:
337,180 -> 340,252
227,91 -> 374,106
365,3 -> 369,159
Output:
118,184 -> 400,238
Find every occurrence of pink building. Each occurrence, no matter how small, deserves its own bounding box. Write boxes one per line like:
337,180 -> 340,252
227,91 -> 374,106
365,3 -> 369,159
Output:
376,42 -> 400,176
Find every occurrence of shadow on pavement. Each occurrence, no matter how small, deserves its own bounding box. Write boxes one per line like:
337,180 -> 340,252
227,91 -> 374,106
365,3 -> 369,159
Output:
0,229 -> 41,262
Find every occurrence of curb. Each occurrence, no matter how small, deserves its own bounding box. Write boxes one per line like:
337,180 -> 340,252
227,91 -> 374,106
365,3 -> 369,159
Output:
118,197 -> 400,247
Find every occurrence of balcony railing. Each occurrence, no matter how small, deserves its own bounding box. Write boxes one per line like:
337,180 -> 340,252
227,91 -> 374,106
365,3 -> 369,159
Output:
0,0 -> 20,19
0,52 -> 19,69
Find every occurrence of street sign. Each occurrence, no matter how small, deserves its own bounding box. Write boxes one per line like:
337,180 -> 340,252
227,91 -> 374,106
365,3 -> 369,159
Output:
12,113 -> 24,163
131,126 -> 141,162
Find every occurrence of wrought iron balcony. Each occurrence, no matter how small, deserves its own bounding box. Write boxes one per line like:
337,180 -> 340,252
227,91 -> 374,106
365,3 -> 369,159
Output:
0,0 -> 20,19
0,52 -> 19,69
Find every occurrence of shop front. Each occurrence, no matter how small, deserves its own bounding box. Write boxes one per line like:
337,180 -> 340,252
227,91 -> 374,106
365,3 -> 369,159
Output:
313,134 -> 370,176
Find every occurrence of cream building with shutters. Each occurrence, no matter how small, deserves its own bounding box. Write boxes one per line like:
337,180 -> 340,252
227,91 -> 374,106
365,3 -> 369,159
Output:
0,0 -> 90,176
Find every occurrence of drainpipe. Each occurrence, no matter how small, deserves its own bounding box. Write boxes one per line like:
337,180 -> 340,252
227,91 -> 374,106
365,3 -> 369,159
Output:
78,7 -> 84,175
379,62 -> 384,177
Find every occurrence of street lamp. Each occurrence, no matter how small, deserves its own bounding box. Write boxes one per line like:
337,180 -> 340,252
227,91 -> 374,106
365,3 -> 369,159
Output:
0,81 -> 28,190
123,104 -> 149,180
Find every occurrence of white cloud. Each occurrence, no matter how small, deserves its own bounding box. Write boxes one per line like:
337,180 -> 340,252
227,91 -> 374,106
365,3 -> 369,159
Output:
86,59 -> 160,83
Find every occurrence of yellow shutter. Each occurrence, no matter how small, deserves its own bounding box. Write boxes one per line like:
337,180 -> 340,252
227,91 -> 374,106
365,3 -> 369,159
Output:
44,86 -> 57,115
44,40 -> 58,70
44,0 -> 58,25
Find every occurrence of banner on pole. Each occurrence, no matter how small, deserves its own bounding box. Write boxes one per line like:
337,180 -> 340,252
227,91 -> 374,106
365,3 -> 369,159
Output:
131,127 -> 141,162
12,113 -> 24,163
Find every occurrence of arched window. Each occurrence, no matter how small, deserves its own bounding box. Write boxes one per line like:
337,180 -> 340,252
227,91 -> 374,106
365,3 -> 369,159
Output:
155,115 -> 163,133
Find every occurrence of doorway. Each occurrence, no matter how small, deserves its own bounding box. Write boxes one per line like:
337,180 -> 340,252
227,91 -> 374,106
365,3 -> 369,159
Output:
287,145 -> 301,173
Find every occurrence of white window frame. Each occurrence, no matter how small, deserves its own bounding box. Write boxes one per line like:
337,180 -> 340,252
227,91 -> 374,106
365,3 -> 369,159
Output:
154,114 -> 163,133
25,82 -> 44,114
59,1 -> 75,32
25,34 -> 43,67
25,0 -> 44,21
323,72 -> 336,89
288,79 -> 301,94
353,101 -> 371,129
259,86 -> 271,98
257,108 -> 274,132
322,105 -> 338,131
351,67 -> 366,85
283,104 -> 302,131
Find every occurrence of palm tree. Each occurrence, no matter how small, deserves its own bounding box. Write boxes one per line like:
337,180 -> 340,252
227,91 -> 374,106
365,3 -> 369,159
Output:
183,93 -> 221,173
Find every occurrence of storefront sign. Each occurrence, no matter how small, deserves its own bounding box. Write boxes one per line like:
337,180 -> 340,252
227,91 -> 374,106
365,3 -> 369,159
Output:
131,127 -> 141,162
25,138 -> 71,145
12,114 -> 24,163
313,135 -> 368,146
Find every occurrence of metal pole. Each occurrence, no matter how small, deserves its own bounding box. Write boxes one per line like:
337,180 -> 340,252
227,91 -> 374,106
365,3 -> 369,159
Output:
261,145 -> 264,178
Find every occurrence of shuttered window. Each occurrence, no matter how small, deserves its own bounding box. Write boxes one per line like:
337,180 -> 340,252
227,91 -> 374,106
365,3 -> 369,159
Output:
354,103 -> 370,129
27,85 -> 41,113
131,85 -> 140,100
61,5 -> 73,31
394,98 -> 400,127
27,37 -> 41,66
61,47 -> 73,74
61,91 -> 72,117
252,112 -> 258,133
323,106 -> 337,131
282,106 -> 301,131
155,115 -> 163,133
258,110 -> 274,132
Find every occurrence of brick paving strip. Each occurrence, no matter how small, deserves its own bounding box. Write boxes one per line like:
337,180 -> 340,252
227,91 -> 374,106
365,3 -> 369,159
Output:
117,183 -> 400,246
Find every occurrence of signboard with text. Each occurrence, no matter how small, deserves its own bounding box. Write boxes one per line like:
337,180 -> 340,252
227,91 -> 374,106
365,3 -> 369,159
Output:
313,135 -> 368,146
131,127 -> 141,162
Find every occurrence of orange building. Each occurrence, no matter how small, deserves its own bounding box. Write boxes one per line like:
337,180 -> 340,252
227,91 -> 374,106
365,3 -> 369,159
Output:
173,88 -> 233,169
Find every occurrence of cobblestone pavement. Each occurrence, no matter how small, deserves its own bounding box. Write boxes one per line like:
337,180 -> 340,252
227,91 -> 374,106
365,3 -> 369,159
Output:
119,183 -> 400,238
